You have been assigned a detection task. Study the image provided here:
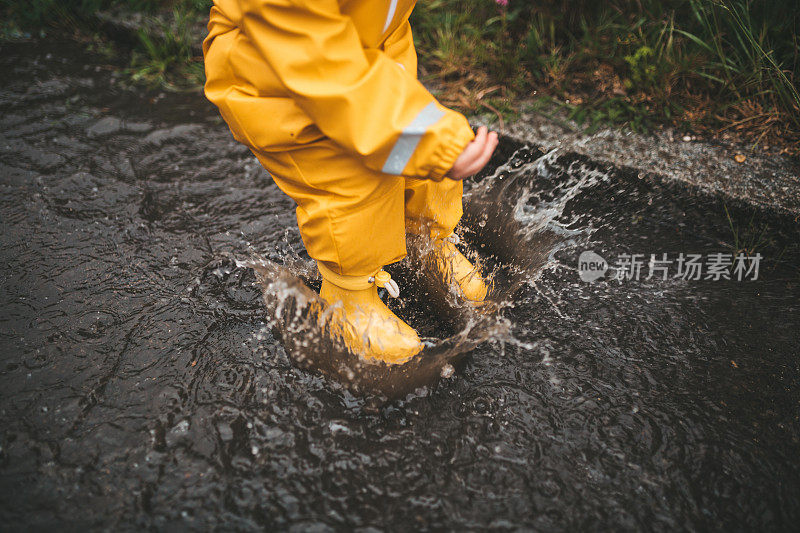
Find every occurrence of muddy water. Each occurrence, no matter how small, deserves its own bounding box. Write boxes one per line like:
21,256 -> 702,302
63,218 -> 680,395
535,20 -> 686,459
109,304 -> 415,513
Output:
1,39 -> 799,530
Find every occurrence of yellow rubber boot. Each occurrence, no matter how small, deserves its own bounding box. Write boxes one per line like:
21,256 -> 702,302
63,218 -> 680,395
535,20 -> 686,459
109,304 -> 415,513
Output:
318,265 -> 423,365
433,235 -> 489,303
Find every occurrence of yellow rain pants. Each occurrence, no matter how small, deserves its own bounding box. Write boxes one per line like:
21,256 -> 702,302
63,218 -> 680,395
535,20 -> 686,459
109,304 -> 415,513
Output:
203,0 -> 475,276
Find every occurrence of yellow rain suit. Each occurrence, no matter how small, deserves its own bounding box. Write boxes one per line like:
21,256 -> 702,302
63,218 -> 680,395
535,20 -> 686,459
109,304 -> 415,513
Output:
203,0 -> 476,276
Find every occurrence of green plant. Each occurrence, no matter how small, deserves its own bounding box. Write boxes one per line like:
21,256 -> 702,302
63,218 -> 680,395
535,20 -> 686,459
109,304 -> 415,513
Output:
680,0 -> 800,130
128,7 -> 203,89
724,204 -> 773,256
411,0 -> 798,150
4,0 -> 798,151
624,46 -> 658,90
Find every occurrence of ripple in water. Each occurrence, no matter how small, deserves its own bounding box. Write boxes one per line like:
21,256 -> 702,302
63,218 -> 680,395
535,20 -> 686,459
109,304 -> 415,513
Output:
245,147 -> 611,399
3,39 -> 799,529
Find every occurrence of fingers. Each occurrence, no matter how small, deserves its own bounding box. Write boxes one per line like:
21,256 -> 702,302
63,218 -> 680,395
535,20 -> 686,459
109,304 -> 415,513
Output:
473,125 -> 488,148
460,126 -> 488,162
446,126 -> 499,180
478,131 -> 499,168
460,130 -> 498,177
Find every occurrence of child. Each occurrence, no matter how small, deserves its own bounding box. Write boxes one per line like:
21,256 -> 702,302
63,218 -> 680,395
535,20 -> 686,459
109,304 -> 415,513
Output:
203,0 -> 499,364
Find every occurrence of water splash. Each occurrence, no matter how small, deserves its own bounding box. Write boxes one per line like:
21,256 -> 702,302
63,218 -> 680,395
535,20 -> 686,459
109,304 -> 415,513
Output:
244,145 -> 616,398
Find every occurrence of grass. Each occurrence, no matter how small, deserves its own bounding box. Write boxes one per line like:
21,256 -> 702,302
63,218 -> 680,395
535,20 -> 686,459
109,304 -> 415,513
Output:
2,0 -> 798,153
724,204 -> 773,256
411,0 -> 800,154
127,7 -> 206,89
1,0 -> 210,89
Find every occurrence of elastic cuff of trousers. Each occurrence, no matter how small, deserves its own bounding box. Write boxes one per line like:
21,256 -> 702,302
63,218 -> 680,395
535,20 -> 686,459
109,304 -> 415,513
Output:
317,261 -> 381,291
428,124 -> 476,181
406,218 -> 456,242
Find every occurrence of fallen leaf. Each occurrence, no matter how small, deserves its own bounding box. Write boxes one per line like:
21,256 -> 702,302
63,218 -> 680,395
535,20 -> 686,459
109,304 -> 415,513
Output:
734,154 -> 746,163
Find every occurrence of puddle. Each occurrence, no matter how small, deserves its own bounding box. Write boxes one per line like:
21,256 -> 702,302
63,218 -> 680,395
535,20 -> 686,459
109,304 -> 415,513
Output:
1,39 -> 799,530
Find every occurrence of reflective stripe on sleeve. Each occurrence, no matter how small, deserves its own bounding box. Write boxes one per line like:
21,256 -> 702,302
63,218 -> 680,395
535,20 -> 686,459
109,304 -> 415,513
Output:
382,102 -> 445,175
382,0 -> 399,34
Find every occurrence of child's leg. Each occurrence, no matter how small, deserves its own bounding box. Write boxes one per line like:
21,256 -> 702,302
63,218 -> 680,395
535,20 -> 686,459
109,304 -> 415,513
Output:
253,140 -> 422,363
254,140 -> 407,277
403,177 -> 463,239
404,177 -> 488,302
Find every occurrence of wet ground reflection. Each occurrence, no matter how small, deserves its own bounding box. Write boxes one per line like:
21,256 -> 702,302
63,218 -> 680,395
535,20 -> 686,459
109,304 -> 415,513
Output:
1,39 -> 799,530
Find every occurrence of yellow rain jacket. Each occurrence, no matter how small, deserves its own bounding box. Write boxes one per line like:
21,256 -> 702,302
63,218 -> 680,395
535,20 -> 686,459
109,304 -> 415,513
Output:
203,0 -> 475,181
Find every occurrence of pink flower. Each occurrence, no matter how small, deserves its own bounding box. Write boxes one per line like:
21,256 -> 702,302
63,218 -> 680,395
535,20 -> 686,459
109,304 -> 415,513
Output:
496,0 -> 509,6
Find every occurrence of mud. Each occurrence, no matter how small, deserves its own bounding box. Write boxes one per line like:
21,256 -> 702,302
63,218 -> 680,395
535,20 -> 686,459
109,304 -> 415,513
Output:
1,39 -> 799,531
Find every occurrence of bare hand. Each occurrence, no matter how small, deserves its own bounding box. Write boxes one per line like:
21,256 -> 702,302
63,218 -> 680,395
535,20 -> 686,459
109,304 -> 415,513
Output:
446,126 -> 499,180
